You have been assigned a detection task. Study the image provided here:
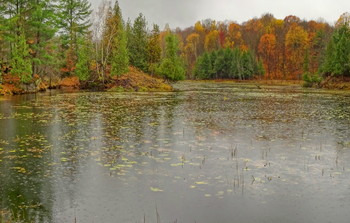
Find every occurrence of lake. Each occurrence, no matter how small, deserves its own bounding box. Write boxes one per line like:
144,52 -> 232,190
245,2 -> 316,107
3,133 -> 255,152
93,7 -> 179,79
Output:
1,82 -> 350,223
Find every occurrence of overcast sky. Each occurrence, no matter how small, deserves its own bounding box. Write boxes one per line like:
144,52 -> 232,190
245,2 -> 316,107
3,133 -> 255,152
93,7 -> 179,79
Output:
89,0 -> 349,29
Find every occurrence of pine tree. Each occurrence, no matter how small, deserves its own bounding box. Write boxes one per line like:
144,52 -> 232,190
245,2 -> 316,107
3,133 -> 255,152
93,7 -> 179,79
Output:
26,0 -> 58,76
129,13 -> 148,72
321,24 -> 350,76
58,0 -> 92,76
76,35 -> 93,81
194,52 -> 211,79
111,21 -> 129,77
11,31 -> 33,83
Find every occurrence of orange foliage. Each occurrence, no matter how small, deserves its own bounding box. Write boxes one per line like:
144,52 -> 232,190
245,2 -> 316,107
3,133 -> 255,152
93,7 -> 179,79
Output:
0,84 -> 23,95
61,46 -> 77,74
259,34 -> 277,78
59,76 -> 80,89
285,24 -> 309,79
225,23 -> 243,48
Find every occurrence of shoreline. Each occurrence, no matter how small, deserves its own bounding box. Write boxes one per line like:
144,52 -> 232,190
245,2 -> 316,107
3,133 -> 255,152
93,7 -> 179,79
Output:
2,78 -> 350,96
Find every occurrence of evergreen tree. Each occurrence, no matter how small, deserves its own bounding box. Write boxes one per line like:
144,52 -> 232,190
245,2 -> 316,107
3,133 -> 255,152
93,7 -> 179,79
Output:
241,51 -> 255,79
11,31 -> 33,83
58,0 -> 92,76
111,21 -> 129,77
129,13 -> 148,72
76,35 -> 93,81
58,0 -> 92,45
157,33 -> 186,81
321,24 -> 350,76
194,52 -> 211,79
255,58 -> 265,77
27,0 -> 58,76
194,48 -> 262,80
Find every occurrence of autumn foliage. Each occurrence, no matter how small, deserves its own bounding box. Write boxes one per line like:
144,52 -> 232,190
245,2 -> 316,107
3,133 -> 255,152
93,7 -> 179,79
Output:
178,13 -> 336,80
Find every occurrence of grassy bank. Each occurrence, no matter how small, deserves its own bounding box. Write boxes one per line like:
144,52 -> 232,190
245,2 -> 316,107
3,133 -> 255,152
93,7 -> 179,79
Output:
107,67 -> 173,92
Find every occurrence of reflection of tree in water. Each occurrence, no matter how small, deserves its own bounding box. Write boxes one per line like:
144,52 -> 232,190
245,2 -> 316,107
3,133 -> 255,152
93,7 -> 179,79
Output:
0,97 -> 54,222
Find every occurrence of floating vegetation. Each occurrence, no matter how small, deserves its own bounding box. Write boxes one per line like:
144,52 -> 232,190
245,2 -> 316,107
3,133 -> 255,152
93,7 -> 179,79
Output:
0,82 -> 350,222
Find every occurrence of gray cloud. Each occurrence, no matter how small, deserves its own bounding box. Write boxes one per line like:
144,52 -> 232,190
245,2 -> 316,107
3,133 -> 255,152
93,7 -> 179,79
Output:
90,0 -> 349,28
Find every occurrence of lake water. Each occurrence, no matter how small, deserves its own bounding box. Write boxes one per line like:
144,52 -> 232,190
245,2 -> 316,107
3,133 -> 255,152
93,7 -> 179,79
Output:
1,82 -> 350,223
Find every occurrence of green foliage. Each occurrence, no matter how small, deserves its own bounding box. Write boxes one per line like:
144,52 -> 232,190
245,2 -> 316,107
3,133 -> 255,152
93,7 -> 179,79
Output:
194,52 -> 212,79
321,25 -> 350,76
102,1 -> 122,65
128,13 -> 148,72
111,22 -> 129,77
255,58 -> 265,76
10,32 -> 33,83
156,33 -> 185,81
302,72 -> 322,87
58,0 -> 92,77
27,0 -> 58,75
58,0 -> 92,46
75,36 -> 92,81
194,48 -> 263,80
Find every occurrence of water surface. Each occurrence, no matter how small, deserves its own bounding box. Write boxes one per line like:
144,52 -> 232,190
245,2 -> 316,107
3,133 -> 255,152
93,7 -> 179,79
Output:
1,82 -> 350,223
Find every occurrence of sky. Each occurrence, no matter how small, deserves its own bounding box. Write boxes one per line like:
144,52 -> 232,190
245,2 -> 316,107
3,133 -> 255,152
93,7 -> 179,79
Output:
89,0 -> 349,29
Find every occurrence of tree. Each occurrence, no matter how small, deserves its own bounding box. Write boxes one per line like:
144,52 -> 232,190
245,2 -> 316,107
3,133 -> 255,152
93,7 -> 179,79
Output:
225,23 -> 243,49
157,33 -> 185,81
58,0 -> 92,76
75,35 -> 93,81
335,12 -> 350,28
129,13 -> 148,72
194,48 -> 262,80
111,21 -> 129,77
285,24 -> 309,79
321,24 -> 350,76
184,32 -> 200,77
258,33 -> 277,78
205,30 -> 220,52
147,24 -> 162,74
101,1 -> 121,65
26,0 -> 58,76
194,52 -> 212,79
11,31 -> 33,83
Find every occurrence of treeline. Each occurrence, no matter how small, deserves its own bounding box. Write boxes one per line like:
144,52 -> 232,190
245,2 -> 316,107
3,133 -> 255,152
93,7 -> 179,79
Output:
179,12 -> 350,80
0,0 -> 185,88
1,0 -> 350,88
194,48 -> 264,79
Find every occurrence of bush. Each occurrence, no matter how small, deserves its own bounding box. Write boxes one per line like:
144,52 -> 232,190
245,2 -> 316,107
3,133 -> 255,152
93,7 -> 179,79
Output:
302,72 -> 322,87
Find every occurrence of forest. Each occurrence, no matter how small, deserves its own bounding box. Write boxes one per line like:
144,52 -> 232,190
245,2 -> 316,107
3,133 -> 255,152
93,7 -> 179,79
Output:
1,0 -> 350,94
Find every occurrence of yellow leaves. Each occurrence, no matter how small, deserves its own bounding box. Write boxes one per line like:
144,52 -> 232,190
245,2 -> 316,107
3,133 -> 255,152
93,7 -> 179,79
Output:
225,22 -> 243,49
205,30 -> 220,52
195,181 -> 208,185
285,24 -> 309,50
11,167 -> 27,174
150,187 -> 163,192
194,21 -> 205,34
285,24 -> 309,77
187,33 -> 200,43
335,12 -> 350,28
